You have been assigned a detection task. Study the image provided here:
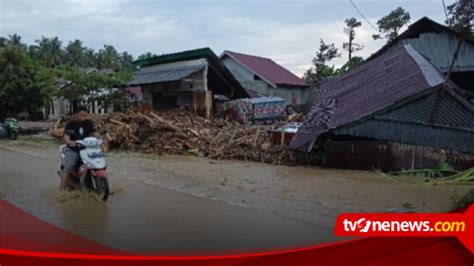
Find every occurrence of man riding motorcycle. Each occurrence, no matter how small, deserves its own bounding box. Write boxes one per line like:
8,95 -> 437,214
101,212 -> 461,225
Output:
59,106 -> 104,191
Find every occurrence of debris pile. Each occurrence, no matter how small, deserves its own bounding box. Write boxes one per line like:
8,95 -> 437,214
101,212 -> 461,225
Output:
52,108 -> 297,164
285,113 -> 305,122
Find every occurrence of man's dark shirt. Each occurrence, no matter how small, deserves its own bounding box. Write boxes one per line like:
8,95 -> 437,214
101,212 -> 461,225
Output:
64,120 -> 95,142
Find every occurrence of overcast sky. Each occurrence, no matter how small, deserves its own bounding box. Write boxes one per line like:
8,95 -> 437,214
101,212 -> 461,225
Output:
0,0 -> 453,76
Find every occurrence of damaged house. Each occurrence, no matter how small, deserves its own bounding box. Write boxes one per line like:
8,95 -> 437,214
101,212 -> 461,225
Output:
220,51 -> 310,110
130,48 -> 248,118
289,44 -> 474,171
369,17 -> 474,94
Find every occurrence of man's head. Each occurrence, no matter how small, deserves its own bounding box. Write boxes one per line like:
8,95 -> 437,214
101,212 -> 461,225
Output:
74,106 -> 89,122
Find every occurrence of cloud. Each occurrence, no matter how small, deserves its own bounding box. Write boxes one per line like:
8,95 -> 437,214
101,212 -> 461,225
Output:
203,17 -> 386,76
1,0 -> 446,77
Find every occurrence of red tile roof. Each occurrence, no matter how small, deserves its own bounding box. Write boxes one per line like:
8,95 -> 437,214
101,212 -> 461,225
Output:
222,50 -> 308,87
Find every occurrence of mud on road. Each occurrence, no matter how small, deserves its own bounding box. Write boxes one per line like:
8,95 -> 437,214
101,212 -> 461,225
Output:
0,137 -> 472,253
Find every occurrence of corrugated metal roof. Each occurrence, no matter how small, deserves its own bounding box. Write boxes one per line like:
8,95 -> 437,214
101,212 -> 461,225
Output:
390,33 -> 474,72
131,48 -> 249,98
368,17 -> 474,72
129,64 -> 205,86
289,45 -> 447,152
404,45 -> 446,86
377,92 -> 474,129
334,119 -> 474,153
133,48 -> 212,68
222,51 -> 309,87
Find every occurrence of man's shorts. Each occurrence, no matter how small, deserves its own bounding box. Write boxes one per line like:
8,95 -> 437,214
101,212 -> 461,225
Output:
59,146 -> 79,176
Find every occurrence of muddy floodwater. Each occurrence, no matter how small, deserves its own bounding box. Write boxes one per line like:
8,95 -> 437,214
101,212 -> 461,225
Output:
1,137 -> 472,254
0,145 -> 334,254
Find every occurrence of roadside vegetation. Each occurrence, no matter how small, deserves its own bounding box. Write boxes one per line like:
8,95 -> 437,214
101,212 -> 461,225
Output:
0,35 -> 159,120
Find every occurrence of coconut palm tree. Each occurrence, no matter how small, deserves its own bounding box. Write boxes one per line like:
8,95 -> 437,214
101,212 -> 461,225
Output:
0,37 -> 7,48
83,48 -> 97,67
35,36 -> 63,67
97,44 -> 120,69
6,34 -> 27,50
64,39 -> 86,66
119,51 -> 134,70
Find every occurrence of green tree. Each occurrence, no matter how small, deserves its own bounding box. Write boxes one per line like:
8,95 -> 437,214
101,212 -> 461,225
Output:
57,67 -> 132,111
83,48 -> 97,67
97,44 -> 120,69
88,70 -> 133,111
137,52 -> 157,60
0,47 -> 55,117
28,44 -> 40,59
304,39 -> 340,86
35,36 -> 63,67
336,56 -> 364,74
0,37 -> 7,47
64,39 -> 86,66
445,0 -> 473,37
119,51 -> 134,70
5,34 -> 27,50
373,7 -> 411,41
343,17 -> 363,60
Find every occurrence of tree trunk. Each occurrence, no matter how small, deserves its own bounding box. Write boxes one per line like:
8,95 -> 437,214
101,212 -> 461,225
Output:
348,32 -> 353,61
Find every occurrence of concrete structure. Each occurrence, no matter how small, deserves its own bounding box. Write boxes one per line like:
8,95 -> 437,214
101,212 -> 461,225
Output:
220,51 -> 310,111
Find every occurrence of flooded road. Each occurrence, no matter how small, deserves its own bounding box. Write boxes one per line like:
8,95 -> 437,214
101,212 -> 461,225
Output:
0,147 -> 335,254
2,137 -> 469,254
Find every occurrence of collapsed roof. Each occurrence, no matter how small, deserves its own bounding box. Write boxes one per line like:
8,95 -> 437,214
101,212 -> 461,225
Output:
289,44 -> 473,152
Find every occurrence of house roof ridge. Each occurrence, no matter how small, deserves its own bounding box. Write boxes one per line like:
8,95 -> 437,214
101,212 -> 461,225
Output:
224,50 -> 274,62
222,50 -> 309,88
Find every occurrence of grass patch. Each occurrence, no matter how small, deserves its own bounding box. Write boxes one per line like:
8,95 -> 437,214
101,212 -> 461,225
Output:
451,188 -> 474,210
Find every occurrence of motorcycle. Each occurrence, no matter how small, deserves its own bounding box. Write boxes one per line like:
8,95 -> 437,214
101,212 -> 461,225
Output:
59,136 -> 110,201
0,118 -> 19,140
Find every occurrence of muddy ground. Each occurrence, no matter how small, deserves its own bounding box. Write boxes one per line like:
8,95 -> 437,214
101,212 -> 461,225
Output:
0,136 -> 472,253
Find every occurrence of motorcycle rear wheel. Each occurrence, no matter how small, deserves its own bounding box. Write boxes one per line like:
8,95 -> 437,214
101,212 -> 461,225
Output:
9,132 -> 17,140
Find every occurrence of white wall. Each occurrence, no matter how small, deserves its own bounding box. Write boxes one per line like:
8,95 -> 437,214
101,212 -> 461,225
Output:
43,96 -> 114,120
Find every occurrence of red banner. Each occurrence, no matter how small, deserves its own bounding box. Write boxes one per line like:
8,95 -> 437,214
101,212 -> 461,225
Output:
335,205 -> 474,253
1,199 -> 473,265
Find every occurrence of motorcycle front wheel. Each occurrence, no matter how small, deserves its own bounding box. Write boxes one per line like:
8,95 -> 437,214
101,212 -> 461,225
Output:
93,176 -> 109,202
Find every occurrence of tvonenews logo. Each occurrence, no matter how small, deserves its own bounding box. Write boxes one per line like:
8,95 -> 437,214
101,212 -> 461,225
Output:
333,206 -> 474,253
342,218 -> 466,233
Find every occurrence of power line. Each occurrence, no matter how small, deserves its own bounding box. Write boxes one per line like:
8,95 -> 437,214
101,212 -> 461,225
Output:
349,0 -> 379,32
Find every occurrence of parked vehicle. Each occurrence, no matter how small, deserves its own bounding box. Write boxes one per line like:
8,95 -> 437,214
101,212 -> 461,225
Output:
59,136 -> 109,201
0,118 -> 19,140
